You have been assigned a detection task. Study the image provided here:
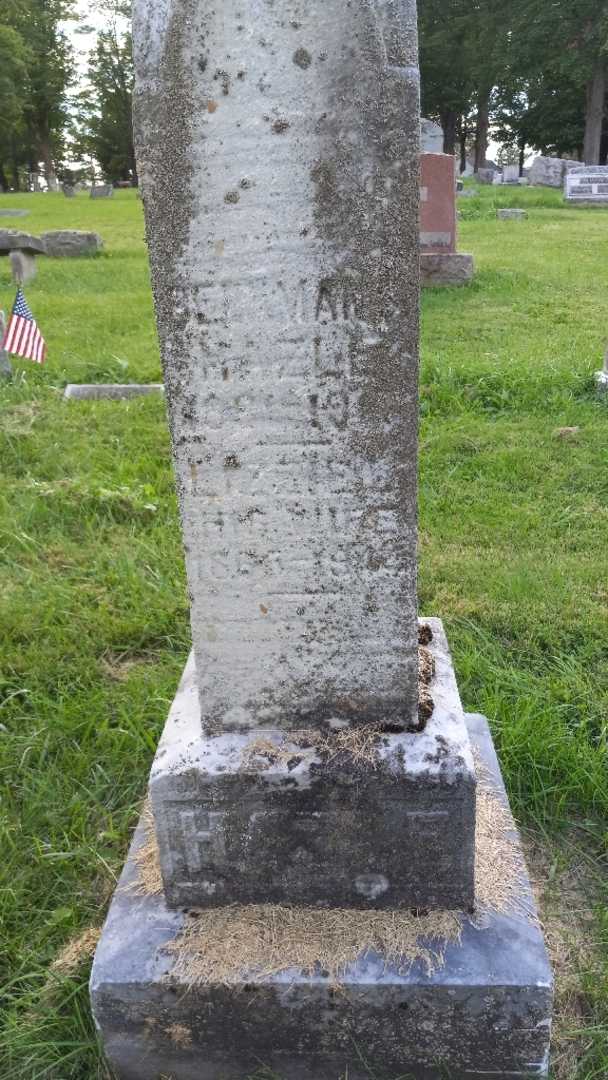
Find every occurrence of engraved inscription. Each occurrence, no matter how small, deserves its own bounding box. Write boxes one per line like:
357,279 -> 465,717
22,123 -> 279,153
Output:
177,809 -> 225,874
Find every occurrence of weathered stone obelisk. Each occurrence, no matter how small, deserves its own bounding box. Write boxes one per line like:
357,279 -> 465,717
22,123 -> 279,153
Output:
130,0 -> 477,913
90,3 -> 552,1077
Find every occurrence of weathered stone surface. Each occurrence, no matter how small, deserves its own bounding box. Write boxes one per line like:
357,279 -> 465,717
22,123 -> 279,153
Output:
64,383 -> 164,401
529,155 -> 579,188
42,230 -> 103,257
148,619 -> 475,911
0,229 -> 45,256
133,0 -> 421,734
420,117 -> 443,153
476,167 -> 494,184
497,209 -> 527,220
91,713 -> 553,1080
90,184 -> 114,198
421,252 -> 474,286
420,154 -> 457,254
565,165 -> 608,204
502,164 -> 520,183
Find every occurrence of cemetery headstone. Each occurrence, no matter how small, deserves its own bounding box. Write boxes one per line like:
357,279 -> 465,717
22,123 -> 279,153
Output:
91,3 -> 553,1078
420,153 -> 474,285
529,155 -> 580,188
502,164 -> 520,184
90,184 -> 114,199
476,166 -> 495,184
42,231 -> 103,257
0,209 -> 29,218
420,116 -> 444,153
497,208 -> 528,220
565,165 -> 608,205
62,183 -> 76,198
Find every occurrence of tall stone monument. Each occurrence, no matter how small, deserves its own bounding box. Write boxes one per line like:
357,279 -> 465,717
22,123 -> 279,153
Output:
91,2 -> 552,1077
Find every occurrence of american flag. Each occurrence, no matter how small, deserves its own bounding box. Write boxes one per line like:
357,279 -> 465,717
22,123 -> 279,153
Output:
1,288 -> 47,364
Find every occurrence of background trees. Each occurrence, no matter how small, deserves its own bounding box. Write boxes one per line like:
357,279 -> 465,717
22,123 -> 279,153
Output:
420,0 -> 608,169
0,0 -> 605,188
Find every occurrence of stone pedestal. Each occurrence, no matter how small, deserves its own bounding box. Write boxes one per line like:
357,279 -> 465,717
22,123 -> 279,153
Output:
150,620 -> 476,911
91,713 -> 553,1080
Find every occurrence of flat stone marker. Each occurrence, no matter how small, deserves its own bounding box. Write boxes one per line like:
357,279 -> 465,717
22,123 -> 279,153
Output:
497,208 -> 527,220
0,209 -> 29,218
91,0 -> 552,1076
64,383 -> 163,401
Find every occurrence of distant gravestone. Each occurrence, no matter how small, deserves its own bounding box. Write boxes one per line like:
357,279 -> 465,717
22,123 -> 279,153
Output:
529,155 -> 580,188
497,208 -> 527,220
565,166 -> 608,205
503,165 -> 520,184
42,231 -> 103,257
477,167 -> 494,184
62,183 -> 76,198
420,117 -> 444,153
0,209 -> 29,218
90,184 -> 114,199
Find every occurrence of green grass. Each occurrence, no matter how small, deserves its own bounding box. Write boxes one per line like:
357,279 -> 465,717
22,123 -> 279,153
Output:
0,186 -> 607,1078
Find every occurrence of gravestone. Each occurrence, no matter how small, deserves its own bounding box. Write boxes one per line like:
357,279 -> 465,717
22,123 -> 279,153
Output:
0,209 -> 29,218
502,164 -> 520,184
42,230 -> 103,257
497,208 -> 528,220
91,2 -> 553,1077
62,183 -> 76,198
565,165 -> 608,205
420,116 -> 444,153
529,155 -> 580,188
90,184 -> 113,199
420,153 -> 474,286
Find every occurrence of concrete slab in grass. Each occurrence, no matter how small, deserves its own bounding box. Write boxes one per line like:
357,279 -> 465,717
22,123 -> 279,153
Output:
64,384 -> 164,401
90,712 -> 553,1080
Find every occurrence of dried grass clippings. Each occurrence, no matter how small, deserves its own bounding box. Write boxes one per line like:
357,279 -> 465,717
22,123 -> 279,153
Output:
132,746 -> 533,989
50,927 -> 101,975
164,905 -> 462,988
129,800 -> 164,897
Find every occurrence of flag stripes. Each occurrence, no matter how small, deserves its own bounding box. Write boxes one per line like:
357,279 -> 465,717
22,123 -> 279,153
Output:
1,288 -> 47,364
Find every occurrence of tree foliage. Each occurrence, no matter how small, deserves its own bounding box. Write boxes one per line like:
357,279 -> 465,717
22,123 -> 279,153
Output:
419,0 -> 608,168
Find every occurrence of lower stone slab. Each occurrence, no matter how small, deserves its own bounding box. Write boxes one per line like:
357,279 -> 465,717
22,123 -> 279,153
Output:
420,252 -> 474,287
149,620 -> 476,911
90,713 -> 553,1080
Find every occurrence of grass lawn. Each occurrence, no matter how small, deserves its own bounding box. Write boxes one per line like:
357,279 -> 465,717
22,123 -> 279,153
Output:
0,185 -> 607,1079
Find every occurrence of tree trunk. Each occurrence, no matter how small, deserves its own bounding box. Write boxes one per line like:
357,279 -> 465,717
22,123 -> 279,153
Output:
583,58 -> 605,165
459,118 -> 468,174
439,109 -> 458,155
0,163 -> 7,192
474,91 -> 490,172
39,137 -> 59,192
518,137 -> 525,178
